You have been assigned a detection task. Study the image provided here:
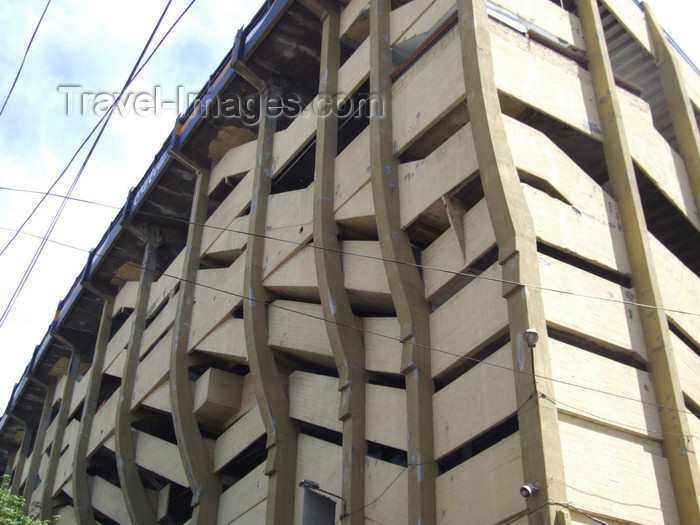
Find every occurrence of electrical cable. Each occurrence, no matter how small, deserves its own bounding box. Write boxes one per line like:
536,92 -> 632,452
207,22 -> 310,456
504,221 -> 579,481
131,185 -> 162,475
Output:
335,466 -> 407,523
0,0 -> 197,260
0,112 -> 108,259
4,221 -> 696,424
0,0 -> 180,329
547,394 -> 688,438
1,6 -> 690,521
0,227 -> 93,254
1,226 -> 691,522
2,184 -> 699,321
567,503 -> 610,525
0,0 -> 51,117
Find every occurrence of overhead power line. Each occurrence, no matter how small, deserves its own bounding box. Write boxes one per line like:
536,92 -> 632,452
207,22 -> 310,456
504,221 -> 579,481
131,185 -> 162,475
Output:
2,184 -> 699,321
0,226 -> 692,523
0,0 -> 176,329
3,221 -> 698,424
0,0 -> 197,260
0,0 -> 51,117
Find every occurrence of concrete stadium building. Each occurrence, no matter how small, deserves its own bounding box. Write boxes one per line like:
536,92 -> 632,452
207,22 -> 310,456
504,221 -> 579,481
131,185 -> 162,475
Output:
2,0 -> 700,523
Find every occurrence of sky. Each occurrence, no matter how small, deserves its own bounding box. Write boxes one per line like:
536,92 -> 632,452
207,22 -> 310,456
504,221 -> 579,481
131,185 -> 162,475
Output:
0,0 -> 698,413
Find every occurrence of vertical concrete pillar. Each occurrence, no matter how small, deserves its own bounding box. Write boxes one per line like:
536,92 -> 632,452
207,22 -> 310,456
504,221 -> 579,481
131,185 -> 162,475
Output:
243,89 -> 299,525
457,1 -> 572,523
40,349 -> 80,520
22,383 -> 54,511
170,160 -> 222,524
73,296 -> 114,525
313,9 -> 367,523
644,3 -> 700,220
115,237 -> 159,525
369,1 -> 437,523
10,423 -> 31,495
579,1 -> 700,521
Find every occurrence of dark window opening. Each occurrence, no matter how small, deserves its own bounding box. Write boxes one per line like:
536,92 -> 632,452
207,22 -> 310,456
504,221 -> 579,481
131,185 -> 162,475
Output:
635,165 -> 700,277
337,80 -> 372,155
547,0 -> 576,13
208,172 -> 245,221
270,349 -> 339,380
272,142 -> 316,194
139,325 -> 173,364
434,332 -> 510,392
94,512 -> 120,525
429,245 -> 498,309
165,483 -> 195,525
97,375 -> 121,409
519,171 -> 571,206
366,441 -> 407,467
401,102 -> 470,162
298,421 -> 342,447
450,174 -> 485,214
517,109 -> 609,186
131,411 -> 178,446
339,38 -> 360,68
145,297 -> 170,331
109,308 -> 133,340
684,396 -> 700,419
367,372 -> 406,390
548,327 -> 648,371
437,414 -> 519,474
537,242 -> 632,289
219,435 -> 267,490
669,321 -> 700,360
72,403 -> 83,422
87,446 -> 122,489
392,12 -> 458,84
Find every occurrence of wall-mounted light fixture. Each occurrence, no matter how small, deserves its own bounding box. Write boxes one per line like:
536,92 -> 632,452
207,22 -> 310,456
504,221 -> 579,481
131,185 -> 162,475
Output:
519,482 -> 540,498
523,328 -> 539,349
299,479 -> 348,519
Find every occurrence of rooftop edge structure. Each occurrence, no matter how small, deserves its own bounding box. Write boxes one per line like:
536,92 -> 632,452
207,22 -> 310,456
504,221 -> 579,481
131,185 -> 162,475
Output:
2,0 -> 700,523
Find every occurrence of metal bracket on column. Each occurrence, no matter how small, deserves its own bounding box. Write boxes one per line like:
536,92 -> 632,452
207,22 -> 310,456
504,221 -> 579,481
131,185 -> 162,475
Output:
119,189 -> 150,243
79,250 -> 112,300
232,29 -> 267,92
169,149 -> 203,175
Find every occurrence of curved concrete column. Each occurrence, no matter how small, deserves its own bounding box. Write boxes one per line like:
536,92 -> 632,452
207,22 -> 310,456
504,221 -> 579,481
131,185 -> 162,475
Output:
169,164 -> 222,524
457,1 -> 572,524
369,1 -> 436,523
73,296 -> 114,525
243,90 -> 299,525
40,349 -> 80,521
115,237 -> 159,525
22,384 -> 54,512
644,3 -> 700,218
313,10 -> 367,524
